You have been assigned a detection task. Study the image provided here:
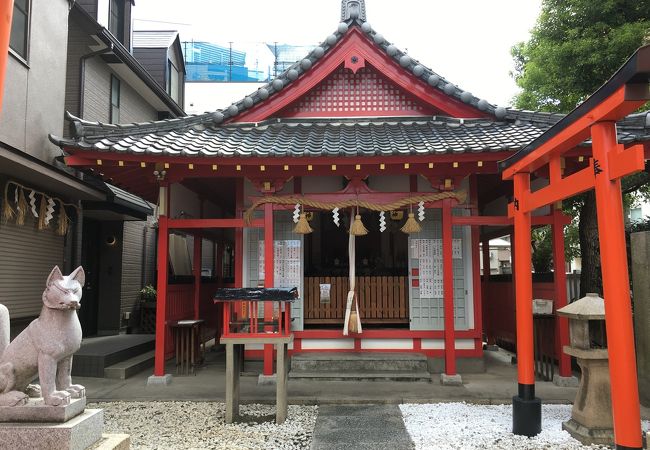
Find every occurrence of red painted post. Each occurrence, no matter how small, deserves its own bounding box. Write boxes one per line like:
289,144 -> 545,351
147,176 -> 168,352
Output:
193,232 -> 202,320
551,208 -> 571,378
591,121 -> 642,449
0,0 -> 14,116
469,176 -> 483,351
263,202 -> 274,376
235,179 -> 244,288
442,198 -> 456,375
154,184 -> 170,376
512,172 -> 541,436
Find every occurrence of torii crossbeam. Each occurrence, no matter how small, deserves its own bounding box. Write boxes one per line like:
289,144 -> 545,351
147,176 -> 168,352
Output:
500,45 -> 650,450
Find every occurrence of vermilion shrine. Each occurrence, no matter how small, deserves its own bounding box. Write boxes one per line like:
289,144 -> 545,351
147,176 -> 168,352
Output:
49,1 -> 649,448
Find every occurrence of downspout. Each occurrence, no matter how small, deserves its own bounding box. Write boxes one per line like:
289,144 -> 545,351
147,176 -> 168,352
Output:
79,43 -> 113,118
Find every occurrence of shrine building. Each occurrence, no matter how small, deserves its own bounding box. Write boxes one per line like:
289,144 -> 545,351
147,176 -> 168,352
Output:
51,0 -> 650,390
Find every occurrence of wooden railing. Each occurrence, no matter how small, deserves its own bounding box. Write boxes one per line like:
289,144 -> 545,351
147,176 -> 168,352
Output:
304,276 -> 408,324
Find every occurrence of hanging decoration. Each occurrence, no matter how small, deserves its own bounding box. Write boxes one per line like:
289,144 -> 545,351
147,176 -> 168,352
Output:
343,210 -> 362,335
400,212 -> 422,234
332,207 -> 340,227
349,211 -> 368,236
379,211 -> 386,232
2,181 -> 78,235
292,204 -> 313,234
243,190 -> 467,224
292,203 -> 301,223
418,201 -> 425,221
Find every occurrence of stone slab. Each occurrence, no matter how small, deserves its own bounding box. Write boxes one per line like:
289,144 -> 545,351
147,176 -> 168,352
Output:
146,374 -> 172,386
311,405 -> 414,450
440,373 -> 463,386
562,418 -> 614,446
0,398 -> 86,423
0,408 -> 103,450
91,433 -> 130,450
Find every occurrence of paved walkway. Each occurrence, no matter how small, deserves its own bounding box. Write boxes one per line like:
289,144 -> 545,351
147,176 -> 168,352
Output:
311,405 -> 414,450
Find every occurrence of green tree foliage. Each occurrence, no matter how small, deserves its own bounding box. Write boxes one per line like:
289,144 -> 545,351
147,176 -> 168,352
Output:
511,0 -> 649,294
512,0 -> 649,113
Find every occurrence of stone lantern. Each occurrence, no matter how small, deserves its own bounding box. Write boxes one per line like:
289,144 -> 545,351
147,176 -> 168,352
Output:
556,293 -> 613,446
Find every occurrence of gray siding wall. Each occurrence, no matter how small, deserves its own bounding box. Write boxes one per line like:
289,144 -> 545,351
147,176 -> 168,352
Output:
120,218 -> 156,330
133,48 -> 166,88
0,214 -> 65,318
76,0 -> 98,20
0,0 -> 69,162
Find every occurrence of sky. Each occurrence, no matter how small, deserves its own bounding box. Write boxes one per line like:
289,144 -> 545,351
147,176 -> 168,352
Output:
132,0 -> 543,107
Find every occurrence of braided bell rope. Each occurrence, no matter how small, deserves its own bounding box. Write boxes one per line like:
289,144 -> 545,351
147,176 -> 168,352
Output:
244,190 -> 467,224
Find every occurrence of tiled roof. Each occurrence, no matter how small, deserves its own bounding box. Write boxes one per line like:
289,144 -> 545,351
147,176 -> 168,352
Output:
132,30 -> 179,49
50,111 -> 650,158
51,116 -> 544,157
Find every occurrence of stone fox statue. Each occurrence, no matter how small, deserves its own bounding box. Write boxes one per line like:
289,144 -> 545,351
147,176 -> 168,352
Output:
0,266 -> 86,407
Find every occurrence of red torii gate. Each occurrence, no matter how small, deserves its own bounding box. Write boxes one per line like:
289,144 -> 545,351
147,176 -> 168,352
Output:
500,45 -> 649,449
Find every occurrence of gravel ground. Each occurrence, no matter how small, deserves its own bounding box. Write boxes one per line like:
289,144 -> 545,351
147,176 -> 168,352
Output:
400,403 -> 650,450
88,402 -> 317,450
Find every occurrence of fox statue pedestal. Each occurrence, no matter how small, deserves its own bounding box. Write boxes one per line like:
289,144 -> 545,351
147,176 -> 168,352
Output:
0,266 -> 129,450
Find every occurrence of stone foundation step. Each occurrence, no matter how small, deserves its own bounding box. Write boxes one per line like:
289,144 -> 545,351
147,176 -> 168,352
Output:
291,352 -> 429,373
104,350 -> 155,380
73,334 -> 155,378
93,433 -> 131,450
289,370 -> 431,382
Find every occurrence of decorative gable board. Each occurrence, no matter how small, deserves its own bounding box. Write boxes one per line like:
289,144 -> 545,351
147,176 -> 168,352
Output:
276,63 -> 439,118
233,29 -> 489,123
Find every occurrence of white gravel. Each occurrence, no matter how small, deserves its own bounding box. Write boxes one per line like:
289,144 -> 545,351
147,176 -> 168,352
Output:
88,402 -> 317,450
400,403 -> 650,450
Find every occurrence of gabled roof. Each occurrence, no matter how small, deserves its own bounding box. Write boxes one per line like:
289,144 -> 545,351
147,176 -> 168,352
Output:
132,30 -> 179,48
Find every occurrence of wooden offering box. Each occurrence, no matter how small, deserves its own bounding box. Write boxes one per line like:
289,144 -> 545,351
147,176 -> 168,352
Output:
213,287 -> 299,339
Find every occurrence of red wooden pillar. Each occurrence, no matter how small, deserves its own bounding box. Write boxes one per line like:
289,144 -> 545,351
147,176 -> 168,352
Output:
235,179 -> 244,288
442,198 -> 456,376
263,203 -> 275,376
469,176 -> 483,351
481,237 -> 492,344
512,172 -> 541,436
193,232 -> 202,320
0,1 -> 14,115
154,183 -> 170,377
551,208 -> 571,378
591,122 -> 642,449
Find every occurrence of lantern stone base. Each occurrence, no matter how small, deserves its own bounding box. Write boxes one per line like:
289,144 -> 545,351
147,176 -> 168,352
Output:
552,374 -> 579,388
562,419 -> 614,446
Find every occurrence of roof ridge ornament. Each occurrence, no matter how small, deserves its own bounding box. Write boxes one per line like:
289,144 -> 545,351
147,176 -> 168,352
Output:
341,0 -> 366,21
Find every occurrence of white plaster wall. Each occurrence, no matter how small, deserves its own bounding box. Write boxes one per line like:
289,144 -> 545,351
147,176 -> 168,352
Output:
300,339 -> 355,350
421,338 -> 476,350
170,183 -> 201,218
367,175 -> 409,192
360,339 -> 414,350
302,176 -> 345,194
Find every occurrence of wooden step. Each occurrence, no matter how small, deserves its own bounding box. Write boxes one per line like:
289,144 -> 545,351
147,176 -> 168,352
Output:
104,350 -> 155,380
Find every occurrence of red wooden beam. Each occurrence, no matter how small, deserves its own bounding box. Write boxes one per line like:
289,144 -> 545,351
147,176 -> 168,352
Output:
168,218 -> 264,229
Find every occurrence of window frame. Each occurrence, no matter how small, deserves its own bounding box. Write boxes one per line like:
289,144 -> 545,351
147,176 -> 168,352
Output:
110,75 -> 121,124
108,0 -> 125,44
9,0 -> 31,63
167,59 -> 180,103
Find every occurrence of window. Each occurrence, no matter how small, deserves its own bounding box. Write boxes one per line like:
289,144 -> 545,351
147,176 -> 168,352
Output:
9,0 -> 29,60
108,0 -> 125,44
110,75 -> 120,123
167,59 -> 179,103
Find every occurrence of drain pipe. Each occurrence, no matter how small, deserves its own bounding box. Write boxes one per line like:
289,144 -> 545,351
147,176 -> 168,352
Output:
79,43 -> 113,118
